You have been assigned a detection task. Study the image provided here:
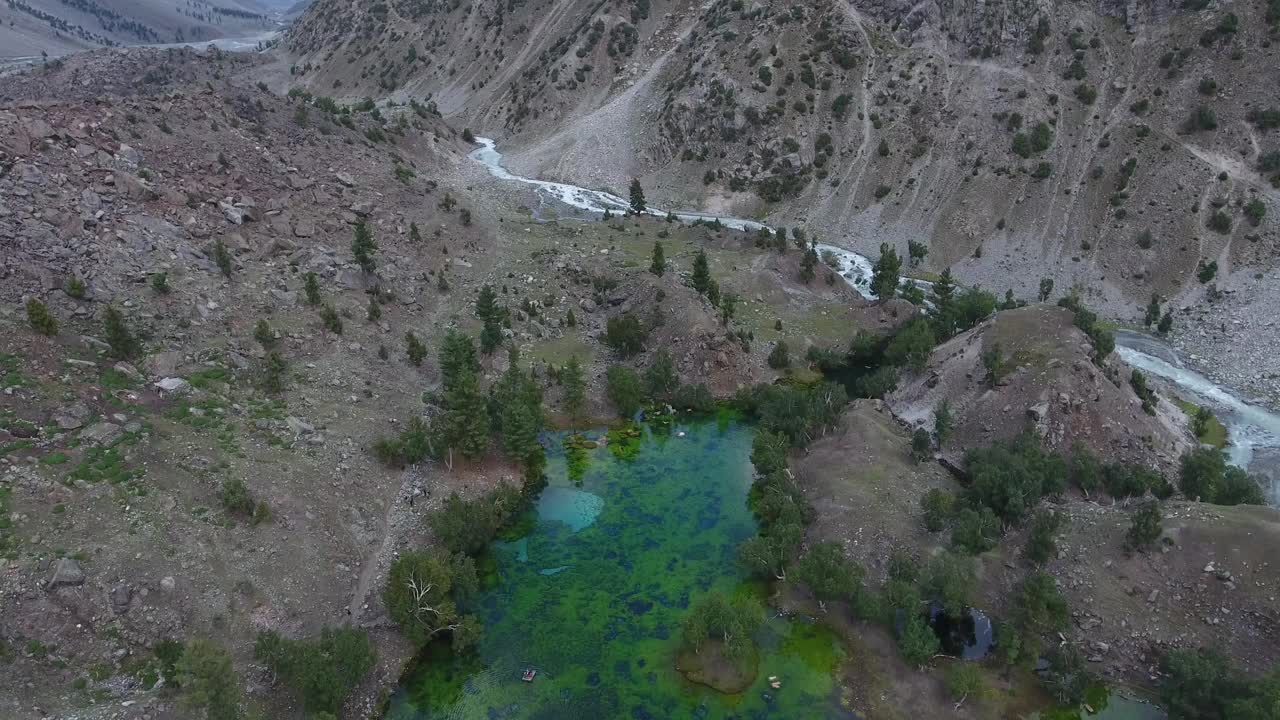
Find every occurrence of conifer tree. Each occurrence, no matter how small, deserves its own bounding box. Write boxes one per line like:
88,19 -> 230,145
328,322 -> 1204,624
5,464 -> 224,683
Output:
799,247 -> 817,284
103,305 -> 138,359
691,249 -> 711,295
561,355 -> 586,427
213,238 -> 233,278
871,242 -> 902,301
443,367 -> 490,463
352,221 -> 377,274
644,350 -> 679,402
304,272 -> 321,305
439,331 -> 479,391
629,178 -> 646,214
649,241 -> 665,276
25,297 -> 58,336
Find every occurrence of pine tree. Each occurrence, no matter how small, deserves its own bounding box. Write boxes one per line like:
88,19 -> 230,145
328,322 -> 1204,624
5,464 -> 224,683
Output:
25,298 -> 58,336
561,355 -> 586,427
254,319 -> 274,347
1157,311 -> 1173,335
367,295 -> 382,322
263,351 -> 288,393
493,358 -> 544,464
1144,293 -> 1162,327
934,400 -> 953,448
691,249 -> 711,295
443,368 -> 490,461
409,222 -> 422,242
405,332 -> 427,366
304,272 -> 321,305
870,242 -> 902,301
629,178 -> 646,214
649,241 -> 665,276
644,350 -> 679,401
799,248 -> 817,284
566,309 -> 577,327
439,331 -> 479,390
213,239 -> 233,278
352,222 -> 377,274
103,305 -> 137,359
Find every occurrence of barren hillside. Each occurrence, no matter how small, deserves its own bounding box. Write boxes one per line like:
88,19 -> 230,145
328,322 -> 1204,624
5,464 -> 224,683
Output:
280,0 -> 1280,317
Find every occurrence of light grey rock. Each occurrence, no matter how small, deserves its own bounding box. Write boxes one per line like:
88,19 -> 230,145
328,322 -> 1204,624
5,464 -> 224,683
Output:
48,558 -> 85,588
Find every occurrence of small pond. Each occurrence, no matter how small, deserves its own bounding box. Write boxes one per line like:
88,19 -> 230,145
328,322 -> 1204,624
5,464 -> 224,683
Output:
386,418 -> 854,719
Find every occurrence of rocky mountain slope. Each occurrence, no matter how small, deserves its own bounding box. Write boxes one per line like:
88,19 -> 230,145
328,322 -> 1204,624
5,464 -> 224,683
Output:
0,0 -> 279,58
279,0 -> 1280,320
0,45 -> 912,718
889,304 -> 1194,471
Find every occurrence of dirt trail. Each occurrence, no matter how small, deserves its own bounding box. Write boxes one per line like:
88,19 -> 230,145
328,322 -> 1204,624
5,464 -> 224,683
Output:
348,466 -> 425,622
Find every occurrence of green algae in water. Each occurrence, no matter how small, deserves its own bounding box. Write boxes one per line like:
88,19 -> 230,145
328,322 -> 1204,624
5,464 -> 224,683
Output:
387,420 -> 852,719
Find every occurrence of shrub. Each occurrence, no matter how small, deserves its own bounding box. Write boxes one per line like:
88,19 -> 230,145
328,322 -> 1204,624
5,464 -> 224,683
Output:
605,365 -> 645,417
405,332 -> 427,366
1179,448 -> 1265,505
151,272 -> 170,294
950,506 -> 999,554
910,428 -> 933,462
177,639 -> 241,720
767,341 -> 790,369
103,305 -> 138,359
1207,210 -> 1232,234
963,434 -> 1066,524
221,477 -> 254,515
319,305 -> 343,334
263,351 -> 288,393
795,542 -> 866,603
64,276 -> 86,299
1244,199 -> 1265,227
383,550 -> 479,648
1127,501 -> 1162,550
898,613 -> 940,667
1024,508 -> 1063,564
945,664 -> 986,704
1186,106 -> 1218,132
604,313 -> 648,357
254,319 -> 275,347
303,273 -> 321,305
213,239 -> 232,277
1197,259 -> 1219,283
253,627 -> 376,716
26,298 -> 58,336
1160,648 -> 1280,719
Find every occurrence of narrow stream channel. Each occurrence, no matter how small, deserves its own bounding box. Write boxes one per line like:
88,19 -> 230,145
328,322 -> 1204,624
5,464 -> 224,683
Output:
472,137 -> 1280,503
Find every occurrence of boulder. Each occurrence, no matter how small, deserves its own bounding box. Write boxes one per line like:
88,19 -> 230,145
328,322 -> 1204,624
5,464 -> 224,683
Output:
144,351 -> 182,378
81,421 -> 123,446
47,558 -> 85,588
154,377 -> 191,396
54,402 -> 91,430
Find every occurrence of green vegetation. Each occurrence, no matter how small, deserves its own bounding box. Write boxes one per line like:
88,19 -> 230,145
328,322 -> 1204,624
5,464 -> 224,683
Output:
64,276 -> 86,299
103,305 -> 138,359
26,298 -> 58,336
213,239 -> 232,278
605,365 -> 645,417
303,272 -> 321,305
870,243 -> 901,300
629,178 -> 646,214
1179,448 -> 1265,505
177,639 -> 241,720
383,550 -> 480,648
254,627 -> 376,716
1127,501 -> 1163,550
319,305 -> 343,334
649,241 -> 665,276
680,591 -> 763,660
352,221 -> 377,273
1173,398 -> 1227,448
1160,648 -> 1280,719
604,313 -> 648,357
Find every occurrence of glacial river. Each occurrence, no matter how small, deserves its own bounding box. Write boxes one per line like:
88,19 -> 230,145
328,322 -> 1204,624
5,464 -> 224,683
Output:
470,138 -> 1280,504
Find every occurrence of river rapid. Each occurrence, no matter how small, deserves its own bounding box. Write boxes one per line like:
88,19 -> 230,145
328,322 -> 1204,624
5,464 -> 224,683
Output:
471,138 -> 1280,503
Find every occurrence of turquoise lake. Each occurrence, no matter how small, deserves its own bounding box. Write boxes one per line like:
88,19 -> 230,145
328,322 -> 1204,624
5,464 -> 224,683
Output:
386,418 -> 853,719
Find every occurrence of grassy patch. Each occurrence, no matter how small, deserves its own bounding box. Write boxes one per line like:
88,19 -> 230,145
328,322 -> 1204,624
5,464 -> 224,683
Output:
0,353 -> 24,387
1172,397 -> 1228,448
0,487 -> 18,559
527,334 -> 595,367
41,452 -> 70,465
66,434 -> 146,495
186,366 -> 229,390
100,367 -> 139,392
0,439 -> 35,456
